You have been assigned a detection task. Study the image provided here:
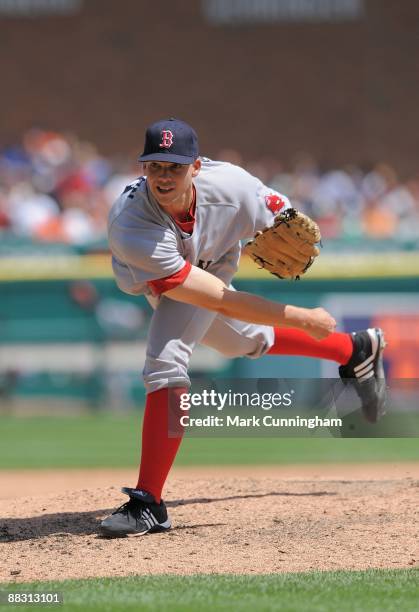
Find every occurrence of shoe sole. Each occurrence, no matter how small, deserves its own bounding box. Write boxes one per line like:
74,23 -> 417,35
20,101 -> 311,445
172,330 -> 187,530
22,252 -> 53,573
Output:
363,327 -> 387,422
338,328 -> 387,424
373,327 -> 387,418
99,520 -> 172,538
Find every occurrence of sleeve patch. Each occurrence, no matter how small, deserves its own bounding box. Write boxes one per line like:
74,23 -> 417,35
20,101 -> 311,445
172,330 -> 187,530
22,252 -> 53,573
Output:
265,194 -> 286,215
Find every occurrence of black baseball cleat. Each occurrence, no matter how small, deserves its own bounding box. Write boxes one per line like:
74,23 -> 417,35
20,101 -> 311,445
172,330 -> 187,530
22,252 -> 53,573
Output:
100,488 -> 171,537
339,328 -> 387,423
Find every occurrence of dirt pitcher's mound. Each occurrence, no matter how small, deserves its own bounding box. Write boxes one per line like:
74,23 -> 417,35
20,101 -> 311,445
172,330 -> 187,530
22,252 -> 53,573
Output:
1,467 -> 419,582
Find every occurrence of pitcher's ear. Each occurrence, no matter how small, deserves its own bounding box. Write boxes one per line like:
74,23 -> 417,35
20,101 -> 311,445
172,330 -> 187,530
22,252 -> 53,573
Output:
192,158 -> 201,177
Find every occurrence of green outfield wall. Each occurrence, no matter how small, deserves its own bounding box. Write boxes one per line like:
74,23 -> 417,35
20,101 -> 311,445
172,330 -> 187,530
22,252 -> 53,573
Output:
1,255 -> 418,405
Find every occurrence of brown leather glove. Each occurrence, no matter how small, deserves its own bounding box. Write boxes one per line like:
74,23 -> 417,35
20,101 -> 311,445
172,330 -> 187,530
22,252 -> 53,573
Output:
243,208 -> 321,280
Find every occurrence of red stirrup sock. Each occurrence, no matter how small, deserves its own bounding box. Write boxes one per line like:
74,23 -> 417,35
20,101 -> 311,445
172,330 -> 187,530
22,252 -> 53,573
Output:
268,327 -> 353,365
136,387 -> 187,503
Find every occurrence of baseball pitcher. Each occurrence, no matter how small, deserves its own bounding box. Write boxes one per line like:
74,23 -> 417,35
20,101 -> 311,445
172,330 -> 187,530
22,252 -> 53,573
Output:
101,118 -> 386,537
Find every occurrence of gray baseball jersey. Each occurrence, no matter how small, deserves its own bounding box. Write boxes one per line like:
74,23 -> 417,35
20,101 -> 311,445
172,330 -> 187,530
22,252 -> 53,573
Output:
108,159 -> 291,392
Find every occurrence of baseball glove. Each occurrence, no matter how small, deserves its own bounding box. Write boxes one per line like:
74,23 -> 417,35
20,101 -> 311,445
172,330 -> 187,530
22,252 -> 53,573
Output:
243,208 -> 321,280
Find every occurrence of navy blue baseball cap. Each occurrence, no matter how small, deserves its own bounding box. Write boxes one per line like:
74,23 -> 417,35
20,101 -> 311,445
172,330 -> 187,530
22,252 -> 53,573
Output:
139,118 -> 199,164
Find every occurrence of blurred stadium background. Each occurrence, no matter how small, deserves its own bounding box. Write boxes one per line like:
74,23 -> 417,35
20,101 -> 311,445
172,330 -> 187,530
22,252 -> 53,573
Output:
1,0 -> 418,412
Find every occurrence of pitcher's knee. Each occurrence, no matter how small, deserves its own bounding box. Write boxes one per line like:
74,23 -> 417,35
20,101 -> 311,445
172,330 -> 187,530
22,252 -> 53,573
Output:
143,355 -> 190,394
217,346 -> 250,358
216,334 -> 275,359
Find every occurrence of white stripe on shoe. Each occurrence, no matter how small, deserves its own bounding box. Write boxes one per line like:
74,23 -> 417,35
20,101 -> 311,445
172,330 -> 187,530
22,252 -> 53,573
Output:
354,354 -> 375,373
358,370 -> 375,381
143,509 -> 159,527
356,362 -> 374,378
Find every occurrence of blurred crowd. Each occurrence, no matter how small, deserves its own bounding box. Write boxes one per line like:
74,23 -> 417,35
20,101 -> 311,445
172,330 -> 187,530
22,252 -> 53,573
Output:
1,128 -> 419,248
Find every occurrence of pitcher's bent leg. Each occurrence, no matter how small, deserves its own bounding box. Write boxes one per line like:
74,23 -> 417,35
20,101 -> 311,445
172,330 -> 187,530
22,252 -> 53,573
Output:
143,294 -> 219,393
200,314 -> 274,358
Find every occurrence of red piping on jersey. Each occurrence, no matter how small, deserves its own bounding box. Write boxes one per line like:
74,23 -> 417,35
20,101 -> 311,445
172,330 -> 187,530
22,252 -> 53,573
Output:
147,186 -> 196,296
173,185 -> 196,234
147,261 -> 192,296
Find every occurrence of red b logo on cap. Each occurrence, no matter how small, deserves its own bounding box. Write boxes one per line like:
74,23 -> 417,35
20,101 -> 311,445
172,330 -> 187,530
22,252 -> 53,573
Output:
159,130 -> 174,149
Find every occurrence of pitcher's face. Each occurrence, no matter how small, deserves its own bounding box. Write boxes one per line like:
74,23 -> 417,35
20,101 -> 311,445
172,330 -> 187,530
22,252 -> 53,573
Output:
144,159 -> 201,212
